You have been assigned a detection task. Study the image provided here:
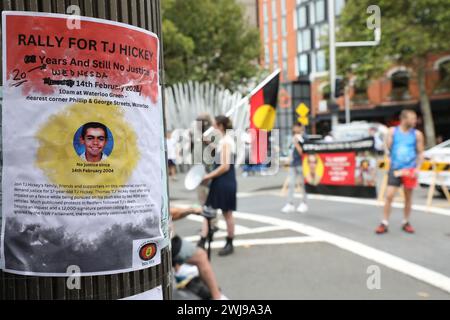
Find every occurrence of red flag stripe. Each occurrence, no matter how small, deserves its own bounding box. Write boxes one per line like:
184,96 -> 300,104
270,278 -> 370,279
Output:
250,88 -> 264,130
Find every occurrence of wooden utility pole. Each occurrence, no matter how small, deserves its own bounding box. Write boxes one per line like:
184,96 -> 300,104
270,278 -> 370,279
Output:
0,0 -> 171,300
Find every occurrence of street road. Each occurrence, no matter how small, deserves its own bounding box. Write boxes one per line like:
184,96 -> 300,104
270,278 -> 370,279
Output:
170,170 -> 450,299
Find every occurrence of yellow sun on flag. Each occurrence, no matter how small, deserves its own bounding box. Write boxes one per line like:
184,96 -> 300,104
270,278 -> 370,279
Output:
252,104 -> 277,131
35,100 -> 140,198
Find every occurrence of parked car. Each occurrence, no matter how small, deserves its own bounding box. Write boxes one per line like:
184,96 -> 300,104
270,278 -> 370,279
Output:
419,139 -> 450,195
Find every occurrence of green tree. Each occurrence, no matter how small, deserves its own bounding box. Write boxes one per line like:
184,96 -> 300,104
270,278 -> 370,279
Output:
162,18 -> 195,85
336,0 -> 450,147
162,0 -> 261,91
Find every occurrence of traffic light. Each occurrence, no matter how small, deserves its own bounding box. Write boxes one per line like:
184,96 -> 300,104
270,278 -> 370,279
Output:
335,76 -> 345,98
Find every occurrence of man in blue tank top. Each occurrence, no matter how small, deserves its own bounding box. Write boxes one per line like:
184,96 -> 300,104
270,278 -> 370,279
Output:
376,110 -> 424,234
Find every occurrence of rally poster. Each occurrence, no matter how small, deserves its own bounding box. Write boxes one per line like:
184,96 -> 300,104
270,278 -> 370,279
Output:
302,138 -> 378,198
1,12 -> 165,276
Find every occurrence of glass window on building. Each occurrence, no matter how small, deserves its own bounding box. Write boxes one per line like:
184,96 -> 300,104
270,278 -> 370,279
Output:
282,16 -> 287,37
315,0 -> 326,22
352,78 -> 369,105
299,53 -> 310,76
298,6 -> 307,28
301,29 -> 312,51
436,60 -> 450,93
297,30 -> 302,52
272,0 -> 278,39
293,81 -> 311,98
314,24 -> 327,48
314,25 -> 321,48
264,23 -> 269,43
283,60 -> 288,73
316,50 -> 326,72
282,40 -> 288,59
335,0 -> 346,16
265,44 -> 270,67
272,19 -> 278,39
273,42 -> 279,64
263,1 -> 269,23
281,0 -> 287,16
391,71 -> 410,100
272,0 -> 277,15
309,3 -> 315,25
310,51 -> 316,73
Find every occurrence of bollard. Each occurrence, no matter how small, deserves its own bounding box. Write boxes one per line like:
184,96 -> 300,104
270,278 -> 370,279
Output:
0,0 -> 171,300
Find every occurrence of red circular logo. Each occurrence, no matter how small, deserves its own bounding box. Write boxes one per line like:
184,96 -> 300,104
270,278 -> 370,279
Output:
139,243 -> 157,261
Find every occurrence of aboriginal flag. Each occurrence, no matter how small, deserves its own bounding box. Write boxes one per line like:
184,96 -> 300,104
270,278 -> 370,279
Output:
249,71 -> 280,164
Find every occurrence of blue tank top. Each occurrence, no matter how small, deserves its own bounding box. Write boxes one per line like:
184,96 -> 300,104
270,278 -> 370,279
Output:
390,127 -> 417,170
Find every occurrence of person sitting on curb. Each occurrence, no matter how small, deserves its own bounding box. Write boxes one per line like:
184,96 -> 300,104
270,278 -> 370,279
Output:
170,206 -> 227,300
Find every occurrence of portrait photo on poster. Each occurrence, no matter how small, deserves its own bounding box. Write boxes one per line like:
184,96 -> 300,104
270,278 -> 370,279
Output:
303,153 -> 324,186
355,152 -> 377,187
73,122 -> 114,162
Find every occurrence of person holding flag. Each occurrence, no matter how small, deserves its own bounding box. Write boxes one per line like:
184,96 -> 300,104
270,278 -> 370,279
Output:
197,70 -> 281,256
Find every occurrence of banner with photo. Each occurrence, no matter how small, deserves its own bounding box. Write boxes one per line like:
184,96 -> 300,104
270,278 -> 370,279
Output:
302,138 -> 378,198
1,12 -> 165,276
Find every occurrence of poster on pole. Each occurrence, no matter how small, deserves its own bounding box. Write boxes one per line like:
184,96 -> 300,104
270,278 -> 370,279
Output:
1,12 -> 165,276
302,138 -> 378,198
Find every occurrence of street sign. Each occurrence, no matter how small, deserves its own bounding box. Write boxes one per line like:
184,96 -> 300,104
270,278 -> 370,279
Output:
296,103 -> 309,117
298,116 -> 309,126
296,103 -> 310,126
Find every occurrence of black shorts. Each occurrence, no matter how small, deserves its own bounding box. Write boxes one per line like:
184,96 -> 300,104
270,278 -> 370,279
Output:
168,159 -> 176,167
387,169 -> 402,187
171,235 -> 196,266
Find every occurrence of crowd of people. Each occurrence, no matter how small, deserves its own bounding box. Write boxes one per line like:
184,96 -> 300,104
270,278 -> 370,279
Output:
167,109 -> 426,299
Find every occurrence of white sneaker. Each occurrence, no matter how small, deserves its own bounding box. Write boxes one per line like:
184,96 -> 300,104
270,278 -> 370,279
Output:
281,203 -> 295,213
175,264 -> 199,280
297,202 -> 308,213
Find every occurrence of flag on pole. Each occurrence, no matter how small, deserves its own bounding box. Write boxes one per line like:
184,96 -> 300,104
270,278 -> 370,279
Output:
249,70 -> 280,164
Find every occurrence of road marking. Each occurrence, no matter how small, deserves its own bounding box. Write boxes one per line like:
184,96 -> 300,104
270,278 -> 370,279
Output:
237,191 -> 450,217
183,225 -> 287,242
173,200 -> 450,293
231,211 -> 450,294
206,236 -> 321,249
186,214 -> 251,233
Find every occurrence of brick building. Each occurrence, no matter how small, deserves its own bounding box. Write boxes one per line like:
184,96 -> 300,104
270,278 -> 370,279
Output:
257,0 -> 450,152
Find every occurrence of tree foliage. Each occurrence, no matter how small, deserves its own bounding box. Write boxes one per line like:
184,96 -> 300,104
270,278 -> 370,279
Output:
162,0 -> 261,91
336,0 -> 450,146
337,0 -> 450,78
